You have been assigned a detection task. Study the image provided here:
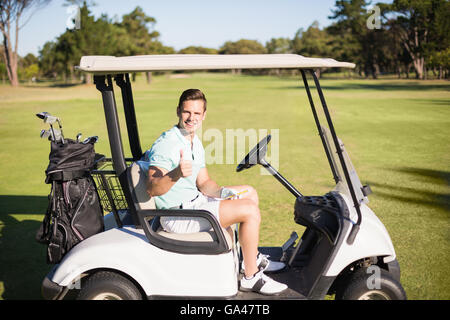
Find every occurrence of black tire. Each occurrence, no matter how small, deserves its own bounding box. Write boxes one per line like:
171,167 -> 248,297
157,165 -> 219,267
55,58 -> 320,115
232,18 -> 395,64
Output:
77,271 -> 143,300
335,267 -> 407,300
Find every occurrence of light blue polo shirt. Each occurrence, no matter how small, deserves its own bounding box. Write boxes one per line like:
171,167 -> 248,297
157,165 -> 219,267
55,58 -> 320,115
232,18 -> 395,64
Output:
141,125 -> 205,209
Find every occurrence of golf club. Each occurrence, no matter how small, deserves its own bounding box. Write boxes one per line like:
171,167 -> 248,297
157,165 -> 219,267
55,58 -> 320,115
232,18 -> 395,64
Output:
36,112 -> 50,121
40,128 -> 62,142
36,112 -> 65,144
82,135 -> 98,144
40,129 -> 50,140
37,112 -> 56,141
55,118 -> 65,144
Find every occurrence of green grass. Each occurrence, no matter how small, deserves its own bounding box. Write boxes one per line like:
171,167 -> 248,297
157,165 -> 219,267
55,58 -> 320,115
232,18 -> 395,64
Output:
0,73 -> 449,300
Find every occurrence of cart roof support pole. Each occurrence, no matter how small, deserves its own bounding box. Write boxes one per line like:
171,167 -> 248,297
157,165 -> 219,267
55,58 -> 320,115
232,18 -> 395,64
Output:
94,75 -> 141,228
301,70 -> 340,184
301,70 -> 362,244
308,70 -> 361,244
115,74 -> 143,161
94,75 -> 127,177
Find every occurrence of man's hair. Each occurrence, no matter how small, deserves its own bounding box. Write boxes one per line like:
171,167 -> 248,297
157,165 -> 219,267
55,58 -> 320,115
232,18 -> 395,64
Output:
178,88 -> 207,111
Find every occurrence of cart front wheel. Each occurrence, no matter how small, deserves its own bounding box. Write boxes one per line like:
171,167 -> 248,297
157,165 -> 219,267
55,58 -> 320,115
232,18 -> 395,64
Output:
335,267 -> 406,300
77,271 -> 143,300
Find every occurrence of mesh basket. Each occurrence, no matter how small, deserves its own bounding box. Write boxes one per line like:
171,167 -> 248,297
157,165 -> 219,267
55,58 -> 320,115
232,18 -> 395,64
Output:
91,159 -> 130,213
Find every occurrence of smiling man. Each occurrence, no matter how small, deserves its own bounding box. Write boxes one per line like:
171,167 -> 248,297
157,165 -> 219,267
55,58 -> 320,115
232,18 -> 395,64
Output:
143,88 -> 287,295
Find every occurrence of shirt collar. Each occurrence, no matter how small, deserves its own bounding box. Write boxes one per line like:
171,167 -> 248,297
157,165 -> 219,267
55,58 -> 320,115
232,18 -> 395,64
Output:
173,125 -> 194,145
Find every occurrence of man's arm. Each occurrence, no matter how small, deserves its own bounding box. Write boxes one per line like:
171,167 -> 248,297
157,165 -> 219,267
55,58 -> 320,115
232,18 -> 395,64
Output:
146,149 -> 192,197
146,166 -> 177,197
196,167 -> 222,198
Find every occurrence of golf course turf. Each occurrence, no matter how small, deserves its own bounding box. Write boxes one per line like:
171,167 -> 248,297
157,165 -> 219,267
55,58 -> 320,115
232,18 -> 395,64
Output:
0,72 -> 448,299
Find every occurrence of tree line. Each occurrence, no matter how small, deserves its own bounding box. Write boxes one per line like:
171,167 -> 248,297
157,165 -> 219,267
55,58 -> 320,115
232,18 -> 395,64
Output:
1,0 -> 449,86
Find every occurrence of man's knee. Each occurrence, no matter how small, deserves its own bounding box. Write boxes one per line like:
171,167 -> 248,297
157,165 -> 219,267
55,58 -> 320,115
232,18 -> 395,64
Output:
242,185 -> 259,206
241,201 -> 261,224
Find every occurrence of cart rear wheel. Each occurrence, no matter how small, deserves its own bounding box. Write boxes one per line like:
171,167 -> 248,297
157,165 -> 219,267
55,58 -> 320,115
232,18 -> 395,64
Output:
335,267 -> 406,300
77,271 -> 143,300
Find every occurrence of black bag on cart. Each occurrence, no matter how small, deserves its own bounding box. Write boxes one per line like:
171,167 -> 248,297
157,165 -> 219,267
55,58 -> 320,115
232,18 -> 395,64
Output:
36,138 -> 104,264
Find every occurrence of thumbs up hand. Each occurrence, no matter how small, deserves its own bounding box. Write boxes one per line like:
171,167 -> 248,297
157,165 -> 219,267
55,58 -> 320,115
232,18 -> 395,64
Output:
177,149 -> 192,178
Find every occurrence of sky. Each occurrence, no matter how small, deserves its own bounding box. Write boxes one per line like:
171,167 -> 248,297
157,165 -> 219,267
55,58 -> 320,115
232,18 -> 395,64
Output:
16,0 -> 379,57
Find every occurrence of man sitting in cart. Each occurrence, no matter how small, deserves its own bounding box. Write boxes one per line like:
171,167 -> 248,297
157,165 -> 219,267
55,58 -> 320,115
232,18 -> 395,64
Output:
143,88 -> 287,295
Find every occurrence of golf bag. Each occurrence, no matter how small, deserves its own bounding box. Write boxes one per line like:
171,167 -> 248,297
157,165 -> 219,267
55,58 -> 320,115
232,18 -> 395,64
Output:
36,138 -> 104,264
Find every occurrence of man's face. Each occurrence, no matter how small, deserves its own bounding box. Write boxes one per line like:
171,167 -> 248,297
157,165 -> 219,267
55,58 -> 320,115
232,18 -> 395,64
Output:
177,99 -> 206,136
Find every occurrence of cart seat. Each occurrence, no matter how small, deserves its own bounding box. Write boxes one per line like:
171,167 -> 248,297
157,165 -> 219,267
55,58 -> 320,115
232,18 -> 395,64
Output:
129,162 -> 234,250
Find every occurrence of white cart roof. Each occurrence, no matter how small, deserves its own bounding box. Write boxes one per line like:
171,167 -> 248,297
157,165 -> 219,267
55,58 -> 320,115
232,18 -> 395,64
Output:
76,54 -> 355,74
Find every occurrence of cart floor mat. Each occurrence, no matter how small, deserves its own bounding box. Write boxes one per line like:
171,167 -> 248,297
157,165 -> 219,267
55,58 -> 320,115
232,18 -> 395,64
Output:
236,268 -> 306,300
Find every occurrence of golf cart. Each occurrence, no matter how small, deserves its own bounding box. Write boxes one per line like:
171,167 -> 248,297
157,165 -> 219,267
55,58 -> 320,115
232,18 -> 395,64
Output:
41,54 -> 406,300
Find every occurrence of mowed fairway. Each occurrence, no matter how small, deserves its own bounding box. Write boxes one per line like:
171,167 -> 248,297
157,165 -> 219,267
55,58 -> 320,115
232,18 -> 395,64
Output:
0,73 -> 449,299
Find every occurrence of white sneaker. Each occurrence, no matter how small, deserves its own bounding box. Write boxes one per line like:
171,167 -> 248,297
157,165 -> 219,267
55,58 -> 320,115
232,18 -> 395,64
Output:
240,270 -> 288,295
242,252 -> 286,273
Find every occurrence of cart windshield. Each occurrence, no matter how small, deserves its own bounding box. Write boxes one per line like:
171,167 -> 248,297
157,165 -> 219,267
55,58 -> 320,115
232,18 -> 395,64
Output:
321,125 -> 368,205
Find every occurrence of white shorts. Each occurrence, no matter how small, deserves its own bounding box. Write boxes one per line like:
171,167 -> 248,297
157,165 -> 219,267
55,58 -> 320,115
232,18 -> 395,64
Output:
160,193 -> 221,233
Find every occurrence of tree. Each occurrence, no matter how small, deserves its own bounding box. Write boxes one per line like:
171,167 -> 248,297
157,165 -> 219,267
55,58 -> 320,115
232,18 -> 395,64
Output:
218,39 -> 267,74
422,0 -> 449,78
118,6 -> 158,55
117,6 -> 174,82
38,4 -> 170,83
0,0 -> 50,86
18,52 -> 38,80
38,40 -> 59,78
178,46 -> 217,54
381,0 -> 449,79
376,19 -> 412,78
22,61 -> 38,80
117,7 -> 174,56
219,39 -> 267,54
428,48 -> 449,79
21,51 -> 37,66
0,44 -> 6,82
292,21 -> 336,78
328,0 -> 386,78
292,21 -> 332,58
265,37 -> 292,54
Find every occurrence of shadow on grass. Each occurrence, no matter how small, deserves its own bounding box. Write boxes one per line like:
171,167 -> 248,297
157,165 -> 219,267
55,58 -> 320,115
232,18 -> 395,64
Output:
367,167 -> 450,215
23,82 -> 83,89
278,81 -> 450,92
0,195 -> 52,300
413,99 -> 450,106
321,82 -> 450,92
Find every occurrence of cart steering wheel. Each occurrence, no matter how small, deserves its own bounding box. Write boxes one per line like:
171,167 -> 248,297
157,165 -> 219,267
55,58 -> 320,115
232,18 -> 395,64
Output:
236,135 -> 271,172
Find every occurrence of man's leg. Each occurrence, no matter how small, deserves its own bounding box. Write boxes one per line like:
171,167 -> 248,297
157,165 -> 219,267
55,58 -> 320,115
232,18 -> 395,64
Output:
219,185 -> 260,277
218,197 -> 260,278
216,185 -> 287,295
